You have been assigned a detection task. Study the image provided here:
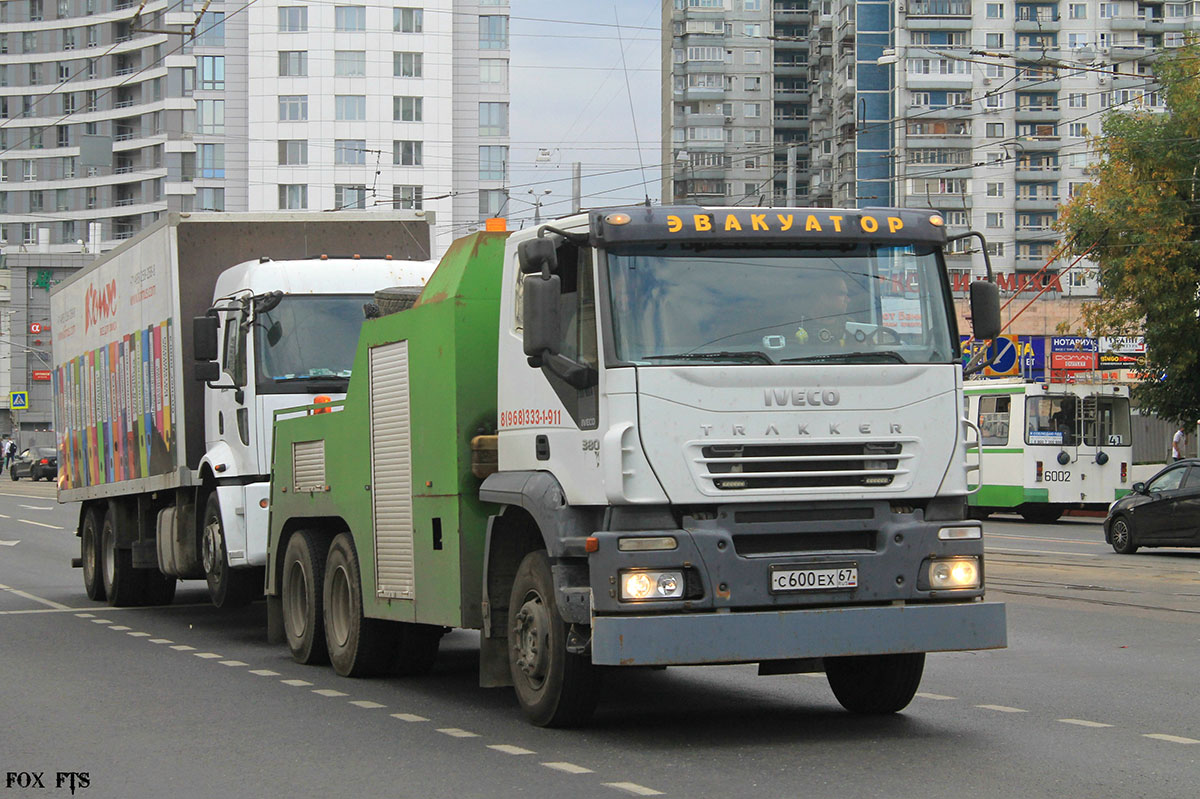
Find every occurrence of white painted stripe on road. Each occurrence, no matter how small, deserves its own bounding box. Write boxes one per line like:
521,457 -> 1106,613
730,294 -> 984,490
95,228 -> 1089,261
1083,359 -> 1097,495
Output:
0,513 -> 9,517
249,669 -> 280,677
1059,719 -> 1113,728
109,625 -> 132,631
220,660 -> 247,667
170,645 -> 196,651
194,652 -> 223,659
1143,733 -> 1200,744
126,632 -> 151,637
986,546 -> 1097,558
437,728 -> 479,738
313,689 -> 348,697
989,533 -> 1106,546
281,679 -> 313,687
0,583 -> 70,610
19,505 -> 53,511
350,700 -> 386,709
976,704 -> 1027,713
0,540 -> 19,546
489,745 -> 534,756
543,762 -> 594,775
149,639 -> 173,644
74,613 -> 95,618
391,713 -> 428,722
90,618 -> 112,624
603,782 -> 663,796
18,519 -> 64,529
916,692 -> 956,701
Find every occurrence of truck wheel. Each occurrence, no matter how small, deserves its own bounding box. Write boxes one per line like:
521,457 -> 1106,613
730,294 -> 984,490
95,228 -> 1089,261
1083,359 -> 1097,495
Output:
391,623 -> 443,677
282,530 -> 329,665
825,652 -> 925,714
100,508 -> 145,607
142,572 -> 177,606
81,507 -> 106,602
508,550 -> 600,727
1110,515 -> 1139,554
324,533 -> 396,677
202,494 -> 259,609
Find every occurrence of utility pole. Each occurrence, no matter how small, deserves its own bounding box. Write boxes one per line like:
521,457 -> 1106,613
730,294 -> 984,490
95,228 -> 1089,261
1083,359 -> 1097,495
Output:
528,189 -> 551,224
572,162 -> 582,213
786,144 -> 797,206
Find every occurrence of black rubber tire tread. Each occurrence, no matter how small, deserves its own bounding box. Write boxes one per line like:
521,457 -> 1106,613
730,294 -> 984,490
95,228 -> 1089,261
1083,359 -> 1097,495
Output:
391,623 -> 443,677
1020,506 -> 1064,524
1110,514 -> 1139,555
825,652 -> 925,714
141,572 -> 178,606
203,493 -> 259,609
324,532 -> 398,678
282,529 -> 330,665
373,285 -> 424,316
101,507 -> 146,607
81,506 -> 106,602
9,468 -> 16,481
508,550 -> 600,727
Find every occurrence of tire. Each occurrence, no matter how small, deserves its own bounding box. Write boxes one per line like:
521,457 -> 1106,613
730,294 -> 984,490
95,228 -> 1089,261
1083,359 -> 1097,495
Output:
825,653 -> 925,714
508,550 -> 600,727
1110,514 -> 1139,555
282,530 -> 330,665
9,468 -> 16,481
201,493 -> 259,609
324,532 -> 397,677
391,623 -> 443,677
1020,506 -> 1064,524
100,506 -> 145,607
80,507 -> 106,602
142,572 -> 178,606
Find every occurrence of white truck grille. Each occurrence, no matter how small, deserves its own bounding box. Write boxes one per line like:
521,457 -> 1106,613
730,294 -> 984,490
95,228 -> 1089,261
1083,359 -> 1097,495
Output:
695,441 -> 912,491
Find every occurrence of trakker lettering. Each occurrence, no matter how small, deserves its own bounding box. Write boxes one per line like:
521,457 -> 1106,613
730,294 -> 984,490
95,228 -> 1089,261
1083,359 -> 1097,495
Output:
666,213 -> 905,236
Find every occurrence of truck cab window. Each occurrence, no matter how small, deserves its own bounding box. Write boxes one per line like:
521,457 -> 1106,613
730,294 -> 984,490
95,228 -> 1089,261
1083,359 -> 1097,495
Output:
545,241 -> 598,429
978,395 -> 1010,445
222,310 -> 247,387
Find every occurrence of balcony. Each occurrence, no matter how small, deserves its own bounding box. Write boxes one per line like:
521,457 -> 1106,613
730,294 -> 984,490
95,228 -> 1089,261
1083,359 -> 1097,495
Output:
906,0 -> 972,15
1015,224 -> 1056,239
1015,195 -> 1061,211
1015,104 -> 1061,122
906,72 -> 974,90
1015,164 -> 1061,181
1110,16 -> 1147,30
908,103 -> 974,119
1014,16 -> 1061,32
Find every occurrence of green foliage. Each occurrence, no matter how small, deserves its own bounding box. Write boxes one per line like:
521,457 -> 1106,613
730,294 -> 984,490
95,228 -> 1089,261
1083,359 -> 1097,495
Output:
1058,45 -> 1200,423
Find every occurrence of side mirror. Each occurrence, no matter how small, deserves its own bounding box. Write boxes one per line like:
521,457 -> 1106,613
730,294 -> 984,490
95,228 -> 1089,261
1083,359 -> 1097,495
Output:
193,315 -> 219,361
1132,481 -> 1146,494
518,237 -> 558,275
266,320 -> 283,347
522,274 -> 561,365
194,360 -> 220,383
969,280 -> 1001,341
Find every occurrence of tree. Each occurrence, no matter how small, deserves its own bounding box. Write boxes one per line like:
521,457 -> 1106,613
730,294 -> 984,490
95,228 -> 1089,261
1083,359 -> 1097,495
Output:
1058,44 -> 1200,423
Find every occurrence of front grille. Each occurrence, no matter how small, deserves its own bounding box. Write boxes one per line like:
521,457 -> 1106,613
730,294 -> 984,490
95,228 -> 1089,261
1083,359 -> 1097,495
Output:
734,530 -> 877,556
698,442 -> 910,491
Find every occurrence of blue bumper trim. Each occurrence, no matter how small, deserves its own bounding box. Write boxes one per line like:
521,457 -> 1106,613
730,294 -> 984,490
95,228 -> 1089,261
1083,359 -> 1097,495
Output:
591,601 -> 1007,666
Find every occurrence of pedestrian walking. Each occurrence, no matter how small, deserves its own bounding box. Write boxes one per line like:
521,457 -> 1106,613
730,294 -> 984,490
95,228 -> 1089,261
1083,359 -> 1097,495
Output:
1172,424 -> 1188,462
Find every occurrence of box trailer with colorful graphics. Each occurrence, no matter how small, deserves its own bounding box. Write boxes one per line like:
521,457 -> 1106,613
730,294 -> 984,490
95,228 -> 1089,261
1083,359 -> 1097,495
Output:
965,379 -> 1133,522
51,212 -> 435,607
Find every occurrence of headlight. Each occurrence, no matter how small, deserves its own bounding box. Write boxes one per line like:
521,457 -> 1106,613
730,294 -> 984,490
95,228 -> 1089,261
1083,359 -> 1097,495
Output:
927,557 -> 981,590
619,570 -> 685,601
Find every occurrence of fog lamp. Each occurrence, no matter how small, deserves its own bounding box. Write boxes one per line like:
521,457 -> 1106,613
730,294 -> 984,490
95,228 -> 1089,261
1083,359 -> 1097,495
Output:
928,557 -> 980,589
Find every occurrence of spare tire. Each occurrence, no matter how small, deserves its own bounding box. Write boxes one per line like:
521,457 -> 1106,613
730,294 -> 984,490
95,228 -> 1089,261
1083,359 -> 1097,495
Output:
373,286 -> 424,316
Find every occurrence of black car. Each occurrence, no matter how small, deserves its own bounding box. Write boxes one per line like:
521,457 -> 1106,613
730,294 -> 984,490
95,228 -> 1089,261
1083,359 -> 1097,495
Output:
1104,458 -> 1200,554
10,446 -> 58,482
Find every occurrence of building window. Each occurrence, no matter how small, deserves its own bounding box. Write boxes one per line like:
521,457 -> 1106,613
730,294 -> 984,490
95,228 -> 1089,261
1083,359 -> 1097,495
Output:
986,182 -> 1004,197
393,140 -> 422,165
393,184 -> 423,210
199,56 -> 225,90
395,7 -> 423,32
479,15 -> 508,49
62,93 -> 75,113
1100,2 -> 1119,17
198,143 -> 224,177
335,5 -> 366,31
394,51 -> 423,77
1068,122 -> 1090,137
744,49 -> 762,65
279,51 -> 307,76
479,145 -> 508,180
278,139 -> 308,165
335,139 -> 367,165
985,122 -> 1004,137
480,58 -> 507,83
1069,3 -> 1087,18
335,95 -> 366,120
986,33 -> 1004,49
62,156 -> 76,178
986,3 -> 1004,18
196,99 -> 225,133
279,95 -> 308,121
62,220 -> 75,242
986,212 -> 1004,228
479,102 -> 508,136
57,125 -> 70,147
23,223 -> 37,245
279,184 -> 307,209
279,6 -> 307,31
335,50 -> 366,76
195,11 -> 225,46
1068,93 -> 1086,108
394,96 -> 422,122
745,76 -> 762,91
87,26 -> 97,46
479,188 -> 507,218
334,184 -> 367,210
196,187 -> 225,211
744,102 -> 761,118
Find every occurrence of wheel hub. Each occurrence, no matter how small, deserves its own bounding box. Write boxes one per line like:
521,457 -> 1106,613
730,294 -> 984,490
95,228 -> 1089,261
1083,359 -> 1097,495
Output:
202,521 -> 222,576
512,594 -> 551,685
1113,522 -> 1128,548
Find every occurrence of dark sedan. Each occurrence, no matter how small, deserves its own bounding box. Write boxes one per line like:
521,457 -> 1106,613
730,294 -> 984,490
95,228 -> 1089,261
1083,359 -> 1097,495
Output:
1105,458 -> 1200,554
10,446 -> 58,482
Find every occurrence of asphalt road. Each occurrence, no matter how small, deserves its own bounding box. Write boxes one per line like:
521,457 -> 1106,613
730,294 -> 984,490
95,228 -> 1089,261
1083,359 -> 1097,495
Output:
2,483 -> 1197,799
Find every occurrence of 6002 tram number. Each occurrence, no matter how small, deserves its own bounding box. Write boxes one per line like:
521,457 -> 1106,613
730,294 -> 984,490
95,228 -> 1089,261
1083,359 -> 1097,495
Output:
1042,470 -> 1071,482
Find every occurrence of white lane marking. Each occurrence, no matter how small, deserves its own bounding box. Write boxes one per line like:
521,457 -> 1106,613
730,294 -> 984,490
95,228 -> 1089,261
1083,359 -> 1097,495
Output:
1143,733 -> 1200,744
194,652 -> 223,659
988,533 -> 1107,546
109,625 -> 132,631
0,540 -> 19,547
1059,718 -> 1113,728
489,745 -> 534,756
249,669 -> 280,677
350,700 -> 386,709
18,519 -> 64,529
19,505 -> 53,511
437,728 -> 479,738
391,713 -> 428,722
916,692 -> 956,701
976,704 -> 1027,713
0,583 -> 71,610
0,513 -> 9,517
149,639 -> 173,644
220,660 -> 248,667
170,645 -> 196,651
313,689 -> 348,697
543,762 -> 594,775
127,632 -> 151,637
75,613 -> 95,618
281,679 -> 313,687
603,782 -> 663,796
91,619 -> 113,624
985,546 -> 1097,558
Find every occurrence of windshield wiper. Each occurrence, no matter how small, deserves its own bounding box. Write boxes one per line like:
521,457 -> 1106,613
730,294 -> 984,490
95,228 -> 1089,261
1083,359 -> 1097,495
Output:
781,351 -> 906,364
643,350 -> 775,365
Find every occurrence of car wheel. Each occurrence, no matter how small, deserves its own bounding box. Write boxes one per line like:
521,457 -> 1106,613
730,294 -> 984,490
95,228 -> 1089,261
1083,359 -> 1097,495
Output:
9,468 -> 17,481
1110,514 -> 1139,554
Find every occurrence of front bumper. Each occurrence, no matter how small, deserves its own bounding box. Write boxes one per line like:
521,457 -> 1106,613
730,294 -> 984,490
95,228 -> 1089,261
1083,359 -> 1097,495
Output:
591,601 -> 1007,666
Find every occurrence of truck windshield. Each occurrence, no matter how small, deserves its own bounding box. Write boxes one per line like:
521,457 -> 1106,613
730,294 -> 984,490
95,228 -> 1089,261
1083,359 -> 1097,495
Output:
605,243 -> 956,365
255,295 -> 366,393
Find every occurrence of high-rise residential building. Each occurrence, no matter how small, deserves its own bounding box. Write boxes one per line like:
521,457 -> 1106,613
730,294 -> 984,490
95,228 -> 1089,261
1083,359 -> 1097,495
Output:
665,0 -> 1199,297
0,0 -> 510,252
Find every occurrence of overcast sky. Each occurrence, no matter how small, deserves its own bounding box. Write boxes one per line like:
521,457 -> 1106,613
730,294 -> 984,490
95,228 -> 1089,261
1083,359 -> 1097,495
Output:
507,1 -> 663,227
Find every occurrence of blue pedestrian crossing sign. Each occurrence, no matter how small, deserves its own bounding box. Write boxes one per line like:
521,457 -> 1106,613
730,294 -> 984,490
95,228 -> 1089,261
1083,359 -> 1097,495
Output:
9,391 -> 28,410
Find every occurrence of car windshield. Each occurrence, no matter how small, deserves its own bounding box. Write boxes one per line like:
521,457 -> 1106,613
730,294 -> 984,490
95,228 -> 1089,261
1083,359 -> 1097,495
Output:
35,448 -> 56,458
255,295 -> 368,393
605,242 -> 956,365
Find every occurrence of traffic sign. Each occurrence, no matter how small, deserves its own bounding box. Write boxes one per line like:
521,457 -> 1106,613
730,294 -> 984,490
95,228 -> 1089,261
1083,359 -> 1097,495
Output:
9,391 -> 28,410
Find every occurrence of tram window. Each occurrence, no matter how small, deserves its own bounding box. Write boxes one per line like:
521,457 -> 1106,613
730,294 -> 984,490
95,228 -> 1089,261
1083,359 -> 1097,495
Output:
979,396 -> 1010,445
1083,397 -> 1131,446
1026,396 -> 1078,446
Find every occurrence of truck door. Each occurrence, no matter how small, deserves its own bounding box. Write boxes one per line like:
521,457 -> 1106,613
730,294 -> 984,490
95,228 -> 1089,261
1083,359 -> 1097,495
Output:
211,304 -> 259,474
